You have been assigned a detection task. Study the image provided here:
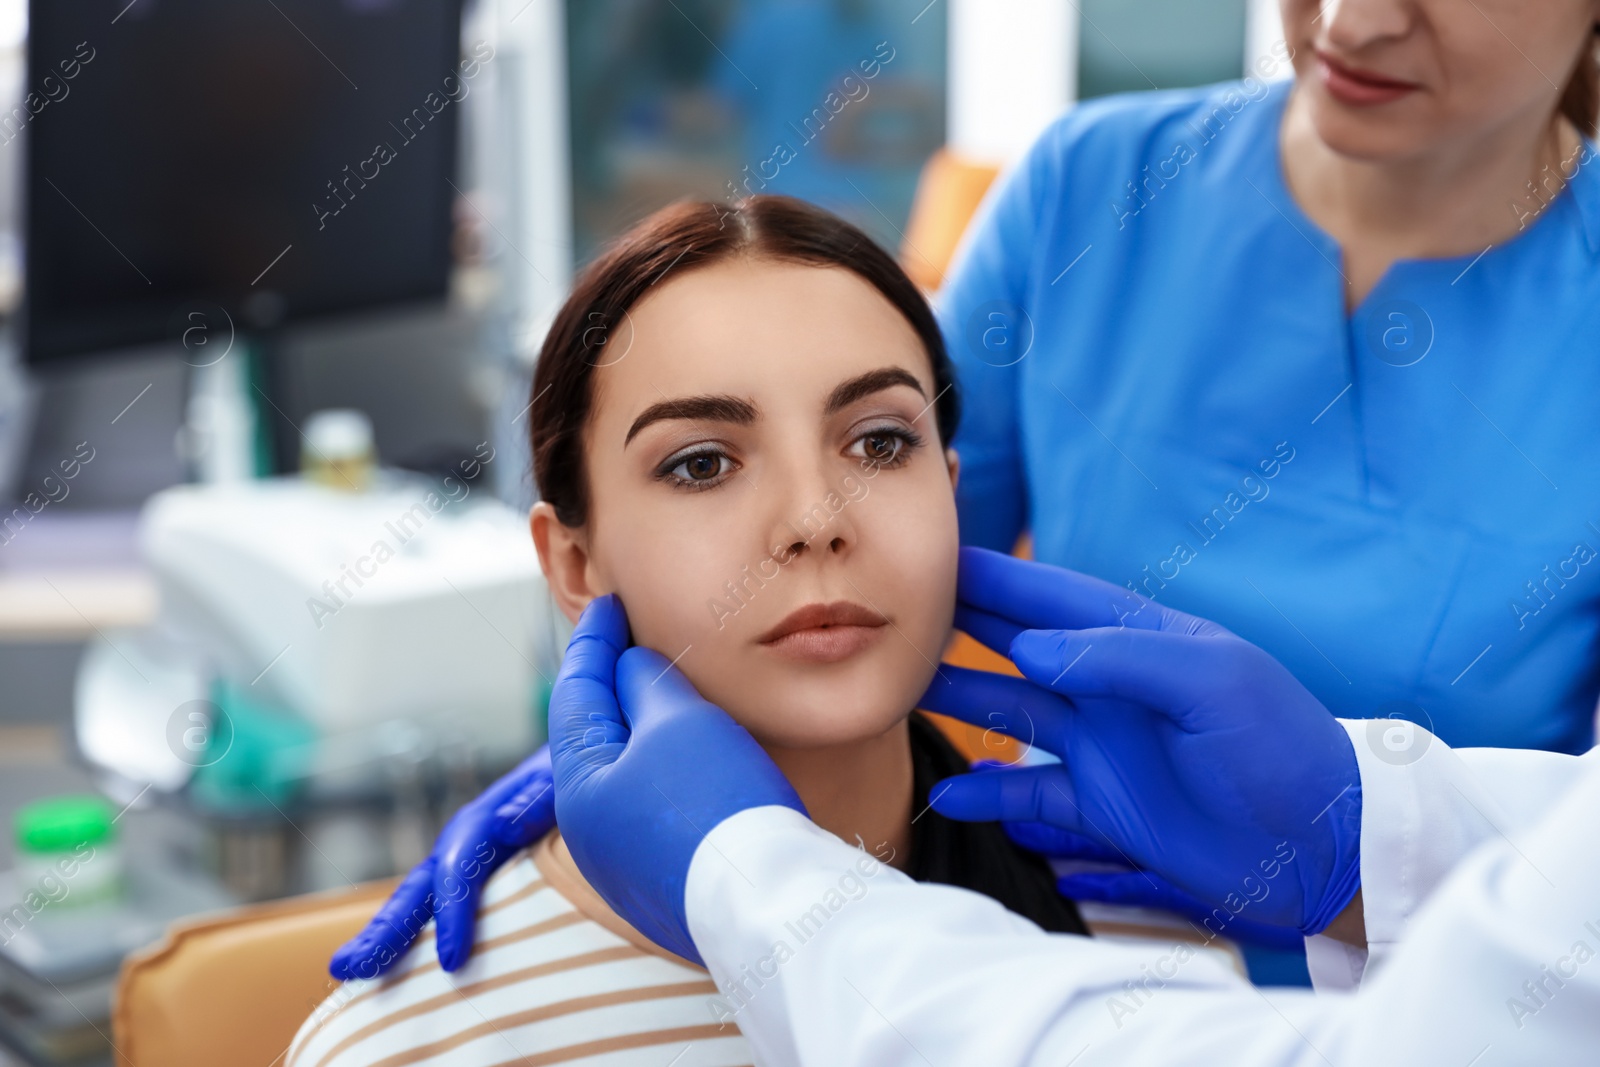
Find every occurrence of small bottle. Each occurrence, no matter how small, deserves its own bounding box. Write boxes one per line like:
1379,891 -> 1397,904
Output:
13,795 -> 123,909
302,408 -> 376,491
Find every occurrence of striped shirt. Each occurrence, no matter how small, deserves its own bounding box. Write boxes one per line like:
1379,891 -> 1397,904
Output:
285,832 -> 750,1067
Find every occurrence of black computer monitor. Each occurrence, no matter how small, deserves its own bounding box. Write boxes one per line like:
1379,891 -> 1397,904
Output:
24,0 -> 465,365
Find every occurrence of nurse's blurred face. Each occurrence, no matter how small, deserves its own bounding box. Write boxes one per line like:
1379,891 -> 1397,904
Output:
534,257 -> 960,752
1282,0 -> 1600,161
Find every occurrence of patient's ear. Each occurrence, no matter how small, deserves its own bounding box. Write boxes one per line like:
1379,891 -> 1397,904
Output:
530,502 -> 606,625
945,447 -> 960,492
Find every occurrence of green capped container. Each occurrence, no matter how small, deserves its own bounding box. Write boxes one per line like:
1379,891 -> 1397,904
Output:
13,795 -> 123,908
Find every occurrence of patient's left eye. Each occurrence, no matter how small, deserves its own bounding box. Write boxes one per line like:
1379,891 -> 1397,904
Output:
848,425 -> 922,469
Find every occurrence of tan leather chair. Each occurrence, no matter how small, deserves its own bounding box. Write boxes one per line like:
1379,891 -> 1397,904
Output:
925,537 -> 1033,764
898,147 -> 1002,292
113,878 -> 396,1067
113,863 -> 1240,1067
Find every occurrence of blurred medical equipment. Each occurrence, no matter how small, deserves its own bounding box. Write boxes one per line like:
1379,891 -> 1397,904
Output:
300,410 -> 376,493
24,0 -> 482,494
72,470 -> 564,905
0,796 -> 232,1065
0,332 -> 30,504
24,0 -> 466,367
12,797 -> 122,909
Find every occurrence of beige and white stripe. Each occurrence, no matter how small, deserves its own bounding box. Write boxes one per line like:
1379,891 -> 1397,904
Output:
286,834 -> 752,1067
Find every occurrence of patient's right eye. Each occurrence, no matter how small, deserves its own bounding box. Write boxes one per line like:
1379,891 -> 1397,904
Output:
656,446 -> 737,491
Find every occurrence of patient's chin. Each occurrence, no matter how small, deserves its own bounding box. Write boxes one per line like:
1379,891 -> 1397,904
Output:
741,710 -> 909,753
652,616 -> 939,750
719,677 -> 920,752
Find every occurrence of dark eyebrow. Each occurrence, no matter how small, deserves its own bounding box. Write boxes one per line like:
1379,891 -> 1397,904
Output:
625,394 -> 757,446
623,367 -> 927,448
824,367 -> 927,416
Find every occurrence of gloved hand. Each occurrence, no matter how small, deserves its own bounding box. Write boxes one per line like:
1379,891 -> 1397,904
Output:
550,594 -> 806,966
921,547 -> 1362,938
1005,820 -> 1308,952
979,759 -> 1300,948
329,745 -> 556,979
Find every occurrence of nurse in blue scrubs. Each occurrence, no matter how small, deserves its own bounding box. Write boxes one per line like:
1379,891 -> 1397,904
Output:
942,0 -> 1600,758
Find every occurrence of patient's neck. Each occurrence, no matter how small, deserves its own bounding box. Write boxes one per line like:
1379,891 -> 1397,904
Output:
762,718 -> 914,871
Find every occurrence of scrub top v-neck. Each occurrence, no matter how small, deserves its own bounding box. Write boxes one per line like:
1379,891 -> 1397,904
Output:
940,77 -> 1600,754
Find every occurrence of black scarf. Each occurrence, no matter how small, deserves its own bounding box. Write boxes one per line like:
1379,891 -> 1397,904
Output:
903,712 -> 1089,936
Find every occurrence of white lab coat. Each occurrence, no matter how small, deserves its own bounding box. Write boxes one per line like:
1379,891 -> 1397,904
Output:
685,721 -> 1600,1066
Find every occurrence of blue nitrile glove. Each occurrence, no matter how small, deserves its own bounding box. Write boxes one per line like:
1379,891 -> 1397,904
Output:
329,745 -> 555,979
1005,820 -> 1307,951
987,771 -> 1257,938
549,594 -> 806,966
921,547 -> 1362,938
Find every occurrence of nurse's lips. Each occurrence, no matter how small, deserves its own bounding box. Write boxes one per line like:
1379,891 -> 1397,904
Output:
1316,51 -> 1420,107
757,600 -> 888,664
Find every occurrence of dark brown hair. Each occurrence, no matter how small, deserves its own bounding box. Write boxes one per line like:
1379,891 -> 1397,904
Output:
1560,27 -> 1600,135
529,196 -> 962,528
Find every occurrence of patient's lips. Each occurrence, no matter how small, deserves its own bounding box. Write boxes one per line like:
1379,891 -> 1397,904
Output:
758,600 -> 888,664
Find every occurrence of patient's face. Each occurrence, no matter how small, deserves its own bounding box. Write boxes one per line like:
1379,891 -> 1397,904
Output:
575,257 -> 958,750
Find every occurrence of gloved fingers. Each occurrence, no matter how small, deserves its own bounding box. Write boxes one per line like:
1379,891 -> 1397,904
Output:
433,893 -> 484,972
329,857 -> 437,981
1010,626 -> 1231,725
342,745 -> 555,980
548,595 -> 631,781
929,764 -> 1085,833
478,744 -> 554,813
917,665 -> 1074,755
488,744 -> 555,848
1004,819 -> 1127,864
952,603 -> 1026,658
492,775 -> 556,850
956,546 -> 1170,633
432,831 -> 508,972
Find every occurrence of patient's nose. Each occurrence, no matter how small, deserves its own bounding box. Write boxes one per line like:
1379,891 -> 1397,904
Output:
765,464 -> 860,563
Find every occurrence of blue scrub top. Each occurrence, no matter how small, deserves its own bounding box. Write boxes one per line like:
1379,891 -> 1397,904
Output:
939,77 -> 1600,754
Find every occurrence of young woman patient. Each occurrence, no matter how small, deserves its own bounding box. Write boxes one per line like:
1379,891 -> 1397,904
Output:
286,196 -> 1084,1067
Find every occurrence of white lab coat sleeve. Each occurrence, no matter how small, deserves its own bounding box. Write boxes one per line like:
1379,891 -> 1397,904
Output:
685,806 -> 1335,1067
1332,752 -> 1600,1064
1305,720 -> 1599,992
686,768 -> 1600,1067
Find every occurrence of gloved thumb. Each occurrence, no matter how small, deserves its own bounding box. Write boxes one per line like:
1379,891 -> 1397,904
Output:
614,645 -> 711,733
549,595 -> 630,752
548,596 -> 634,799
